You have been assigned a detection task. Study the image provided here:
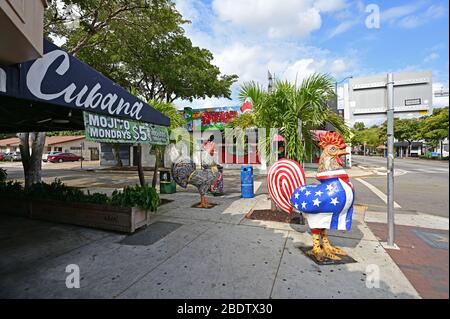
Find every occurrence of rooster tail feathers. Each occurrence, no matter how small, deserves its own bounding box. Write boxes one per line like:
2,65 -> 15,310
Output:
172,158 -> 196,188
267,159 -> 306,213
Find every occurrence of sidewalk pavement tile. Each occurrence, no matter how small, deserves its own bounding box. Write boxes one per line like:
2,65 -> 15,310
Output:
117,222 -> 288,299
0,219 -> 211,298
271,230 -> 420,299
367,222 -> 448,299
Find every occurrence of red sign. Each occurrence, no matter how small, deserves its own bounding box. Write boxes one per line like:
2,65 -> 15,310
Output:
201,111 -> 238,126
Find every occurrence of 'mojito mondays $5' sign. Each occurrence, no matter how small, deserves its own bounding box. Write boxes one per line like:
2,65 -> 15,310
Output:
84,112 -> 169,145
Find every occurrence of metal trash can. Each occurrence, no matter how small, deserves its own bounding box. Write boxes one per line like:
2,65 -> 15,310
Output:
241,165 -> 254,198
160,169 -> 176,194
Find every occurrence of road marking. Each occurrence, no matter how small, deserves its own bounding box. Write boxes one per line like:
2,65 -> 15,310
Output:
412,168 -> 449,173
355,178 -> 401,208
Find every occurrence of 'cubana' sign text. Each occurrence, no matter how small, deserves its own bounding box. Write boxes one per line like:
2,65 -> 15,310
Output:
84,112 -> 169,145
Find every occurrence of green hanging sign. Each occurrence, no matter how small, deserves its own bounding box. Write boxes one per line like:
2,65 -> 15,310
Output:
84,111 -> 169,145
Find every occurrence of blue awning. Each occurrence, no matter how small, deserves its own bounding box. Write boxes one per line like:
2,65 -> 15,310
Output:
0,39 -> 169,133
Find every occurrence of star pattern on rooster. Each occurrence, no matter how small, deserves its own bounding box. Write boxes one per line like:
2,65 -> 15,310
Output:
315,190 -> 323,197
312,198 -> 321,207
330,197 -> 339,206
305,190 -> 311,196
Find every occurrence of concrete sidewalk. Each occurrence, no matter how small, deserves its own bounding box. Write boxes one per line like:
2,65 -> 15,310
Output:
0,191 -> 419,299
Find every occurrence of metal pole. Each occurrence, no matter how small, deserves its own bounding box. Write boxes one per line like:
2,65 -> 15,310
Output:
386,73 -> 395,246
363,142 -> 366,164
335,81 -> 338,112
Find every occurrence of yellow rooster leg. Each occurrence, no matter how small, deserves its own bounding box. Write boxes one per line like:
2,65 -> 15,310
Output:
195,196 -> 205,208
307,233 -> 326,262
202,196 -> 213,209
321,229 -> 347,257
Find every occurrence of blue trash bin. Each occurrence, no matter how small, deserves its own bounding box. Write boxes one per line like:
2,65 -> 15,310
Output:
241,165 -> 254,198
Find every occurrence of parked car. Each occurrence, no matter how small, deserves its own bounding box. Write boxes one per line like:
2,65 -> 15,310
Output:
42,151 -> 61,162
48,152 -> 83,163
11,152 -> 21,161
0,153 -> 5,161
2,152 -> 20,161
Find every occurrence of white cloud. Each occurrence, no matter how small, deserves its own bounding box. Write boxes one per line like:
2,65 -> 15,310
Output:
382,3 -> 447,29
212,0 -> 346,39
172,0 -> 358,109
330,59 -> 347,74
328,19 -> 359,38
382,3 -> 419,23
314,0 -> 347,12
424,52 -> 440,63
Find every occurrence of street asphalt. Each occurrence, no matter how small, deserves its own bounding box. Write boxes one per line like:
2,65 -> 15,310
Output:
351,155 -> 449,218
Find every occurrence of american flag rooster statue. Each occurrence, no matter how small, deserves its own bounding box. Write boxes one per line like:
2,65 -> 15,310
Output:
268,132 -> 354,262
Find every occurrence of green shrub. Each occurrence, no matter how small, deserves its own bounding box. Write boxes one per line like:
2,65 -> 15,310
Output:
0,178 -> 159,211
110,184 -> 160,212
0,180 -> 25,198
0,168 -> 7,183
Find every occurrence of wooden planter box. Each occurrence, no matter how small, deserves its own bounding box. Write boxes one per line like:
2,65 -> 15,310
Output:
30,199 -> 152,233
0,197 -> 31,217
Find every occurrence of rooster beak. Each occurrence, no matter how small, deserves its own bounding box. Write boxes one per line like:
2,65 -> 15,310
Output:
338,149 -> 348,156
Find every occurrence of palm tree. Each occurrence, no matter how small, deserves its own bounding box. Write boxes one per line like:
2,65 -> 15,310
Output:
231,73 -> 349,163
148,100 -> 186,188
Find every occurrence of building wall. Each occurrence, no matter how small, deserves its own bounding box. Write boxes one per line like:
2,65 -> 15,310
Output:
47,140 -> 100,161
99,143 -> 156,167
0,0 -> 46,64
0,145 -> 19,153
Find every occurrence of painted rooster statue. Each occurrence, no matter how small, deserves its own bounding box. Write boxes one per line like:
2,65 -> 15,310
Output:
267,132 -> 354,262
171,137 -> 222,209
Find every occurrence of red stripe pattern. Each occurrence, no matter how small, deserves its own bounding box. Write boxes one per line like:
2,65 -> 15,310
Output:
267,159 -> 306,213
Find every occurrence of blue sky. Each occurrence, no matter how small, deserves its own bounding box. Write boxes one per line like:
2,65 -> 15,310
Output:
173,0 -> 449,109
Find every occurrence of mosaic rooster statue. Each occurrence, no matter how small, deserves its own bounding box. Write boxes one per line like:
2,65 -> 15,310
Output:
172,137 -> 222,209
267,132 -> 354,262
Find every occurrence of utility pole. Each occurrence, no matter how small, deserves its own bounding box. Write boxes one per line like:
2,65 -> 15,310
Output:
386,73 -> 395,247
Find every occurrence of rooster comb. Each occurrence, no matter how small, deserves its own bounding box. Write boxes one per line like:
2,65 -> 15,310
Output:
319,131 -> 346,149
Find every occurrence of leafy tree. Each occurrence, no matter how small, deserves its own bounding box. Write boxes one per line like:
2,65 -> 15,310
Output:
46,0 -> 237,102
350,126 -> 384,154
353,122 -> 365,131
19,0 -> 235,187
419,107 -> 449,157
394,118 -> 421,157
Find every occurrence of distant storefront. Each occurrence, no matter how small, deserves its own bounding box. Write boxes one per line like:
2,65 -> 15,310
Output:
180,103 -> 261,166
0,136 -> 100,161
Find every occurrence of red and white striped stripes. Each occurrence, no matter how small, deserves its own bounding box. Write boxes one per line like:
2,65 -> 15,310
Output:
267,159 -> 306,213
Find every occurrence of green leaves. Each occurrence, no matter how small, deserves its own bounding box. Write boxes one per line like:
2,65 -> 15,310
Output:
351,107 -> 449,152
45,0 -> 237,103
420,107 -> 449,147
235,73 -> 350,162
111,184 -> 160,212
0,178 -> 159,212
0,168 -> 6,183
